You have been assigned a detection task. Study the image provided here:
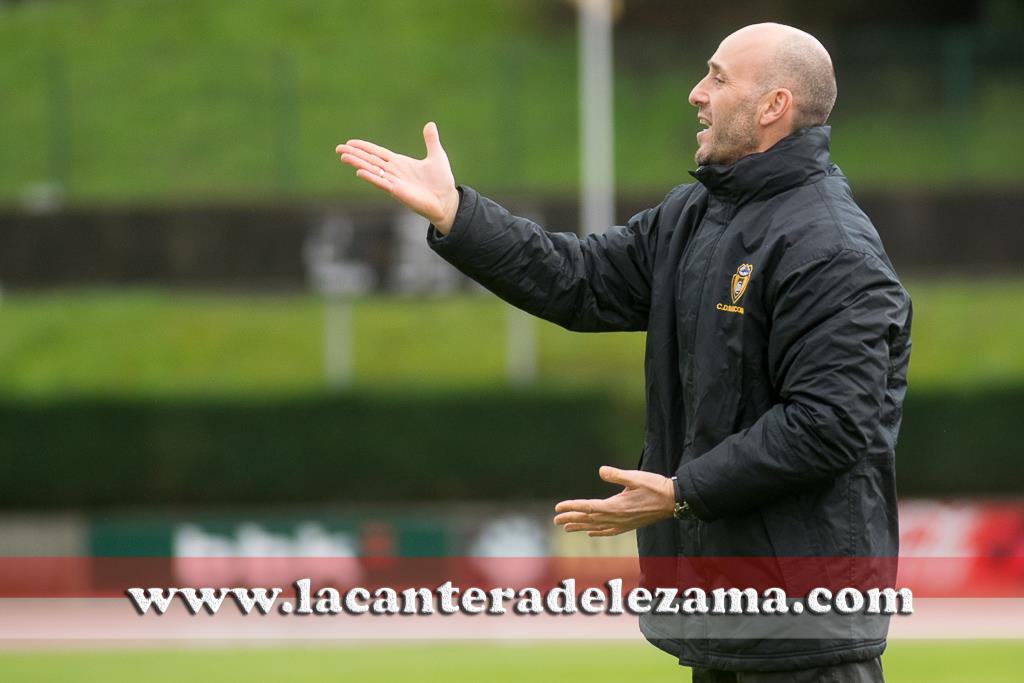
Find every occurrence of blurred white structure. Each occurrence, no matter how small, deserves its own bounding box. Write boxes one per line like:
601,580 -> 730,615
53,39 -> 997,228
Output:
505,305 -> 537,387
391,208 -> 462,294
303,214 -> 376,389
394,206 -> 538,386
577,0 -> 616,235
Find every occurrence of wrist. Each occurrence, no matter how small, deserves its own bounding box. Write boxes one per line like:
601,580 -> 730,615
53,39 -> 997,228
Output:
670,476 -> 696,520
662,477 -> 676,513
433,186 -> 460,235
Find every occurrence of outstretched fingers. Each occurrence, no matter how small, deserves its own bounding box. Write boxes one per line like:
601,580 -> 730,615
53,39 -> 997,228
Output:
340,152 -> 382,176
337,144 -> 389,171
338,143 -> 401,191
553,511 -> 599,526
344,139 -> 393,163
562,521 -> 612,532
558,518 -> 628,536
554,498 -> 606,515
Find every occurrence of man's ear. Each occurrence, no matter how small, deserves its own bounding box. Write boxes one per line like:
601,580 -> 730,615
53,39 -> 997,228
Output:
759,88 -> 793,127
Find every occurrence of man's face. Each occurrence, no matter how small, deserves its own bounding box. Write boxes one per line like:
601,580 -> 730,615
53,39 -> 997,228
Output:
688,36 -> 766,166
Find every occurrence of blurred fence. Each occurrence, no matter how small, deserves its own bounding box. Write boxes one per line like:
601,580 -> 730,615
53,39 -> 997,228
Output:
2,187 -> 1023,292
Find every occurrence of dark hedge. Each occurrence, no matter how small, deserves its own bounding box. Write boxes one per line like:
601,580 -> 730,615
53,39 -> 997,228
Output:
1,387 -> 1019,510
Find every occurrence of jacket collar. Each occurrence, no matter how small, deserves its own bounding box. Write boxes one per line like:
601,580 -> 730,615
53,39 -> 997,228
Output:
690,125 -> 833,204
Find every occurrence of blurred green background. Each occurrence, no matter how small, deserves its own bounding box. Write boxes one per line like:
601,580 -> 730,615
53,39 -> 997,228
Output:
0,0 -> 1020,504
0,0 -> 1022,677
1,0 -> 1023,204
2,280 -> 1023,396
0,0 -> 1021,509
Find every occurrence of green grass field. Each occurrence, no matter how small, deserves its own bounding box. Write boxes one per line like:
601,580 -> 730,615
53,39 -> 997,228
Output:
0,642 -> 1020,682
0,279 -> 1021,399
1,0 -> 1022,205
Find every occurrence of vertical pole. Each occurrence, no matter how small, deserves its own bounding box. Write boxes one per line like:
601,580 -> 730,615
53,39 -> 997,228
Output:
577,0 -> 615,235
324,297 -> 352,389
506,304 -> 536,387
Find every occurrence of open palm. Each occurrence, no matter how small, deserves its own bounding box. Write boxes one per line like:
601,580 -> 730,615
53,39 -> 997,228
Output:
553,466 -> 676,537
335,122 -> 460,233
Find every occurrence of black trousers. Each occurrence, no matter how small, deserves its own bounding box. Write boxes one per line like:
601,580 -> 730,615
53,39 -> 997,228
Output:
692,656 -> 884,683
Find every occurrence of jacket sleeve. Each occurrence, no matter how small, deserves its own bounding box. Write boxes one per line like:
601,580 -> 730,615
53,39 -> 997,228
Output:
676,248 -> 910,521
426,186 -> 661,332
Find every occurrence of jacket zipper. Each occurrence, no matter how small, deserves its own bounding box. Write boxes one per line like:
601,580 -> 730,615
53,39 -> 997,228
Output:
680,199 -> 736,450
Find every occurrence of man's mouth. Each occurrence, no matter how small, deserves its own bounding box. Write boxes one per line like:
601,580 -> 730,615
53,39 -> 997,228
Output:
697,115 -> 712,142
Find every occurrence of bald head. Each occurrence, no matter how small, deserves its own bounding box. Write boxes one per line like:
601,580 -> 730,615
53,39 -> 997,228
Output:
726,23 -> 837,130
689,23 -> 837,165
764,27 -> 836,128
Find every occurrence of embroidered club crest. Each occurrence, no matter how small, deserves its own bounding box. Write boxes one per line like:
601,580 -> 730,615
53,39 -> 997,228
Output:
730,263 -> 753,304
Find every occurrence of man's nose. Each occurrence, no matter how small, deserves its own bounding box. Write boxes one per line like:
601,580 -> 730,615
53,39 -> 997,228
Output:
688,82 -> 707,108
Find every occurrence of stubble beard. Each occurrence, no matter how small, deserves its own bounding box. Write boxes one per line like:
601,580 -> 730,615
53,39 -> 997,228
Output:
694,97 -> 760,167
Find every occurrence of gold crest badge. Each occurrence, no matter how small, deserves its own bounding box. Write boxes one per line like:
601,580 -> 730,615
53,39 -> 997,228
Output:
730,263 -> 753,304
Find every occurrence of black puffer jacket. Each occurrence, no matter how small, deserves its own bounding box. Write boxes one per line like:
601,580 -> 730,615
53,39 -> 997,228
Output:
428,126 -> 912,672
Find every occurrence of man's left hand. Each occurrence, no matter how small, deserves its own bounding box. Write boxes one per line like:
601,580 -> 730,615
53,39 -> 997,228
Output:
553,466 -> 675,537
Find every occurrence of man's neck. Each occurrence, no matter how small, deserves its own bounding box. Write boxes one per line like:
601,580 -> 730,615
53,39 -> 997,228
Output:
753,125 -> 794,154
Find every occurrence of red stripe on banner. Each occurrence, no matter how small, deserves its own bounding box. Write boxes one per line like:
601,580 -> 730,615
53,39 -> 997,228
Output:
0,556 -> 1020,598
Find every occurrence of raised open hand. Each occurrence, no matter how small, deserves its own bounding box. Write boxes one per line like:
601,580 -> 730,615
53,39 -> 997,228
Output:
335,122 -> 461,234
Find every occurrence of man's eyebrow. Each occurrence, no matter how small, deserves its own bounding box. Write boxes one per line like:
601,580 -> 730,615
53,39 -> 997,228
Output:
708,60 -> 726,74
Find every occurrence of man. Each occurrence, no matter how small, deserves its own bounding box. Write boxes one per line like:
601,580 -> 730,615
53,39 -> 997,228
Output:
336,22 -> 910,683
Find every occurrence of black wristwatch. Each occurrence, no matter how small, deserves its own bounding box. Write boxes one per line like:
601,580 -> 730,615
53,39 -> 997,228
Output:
670,476 -> 696,520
